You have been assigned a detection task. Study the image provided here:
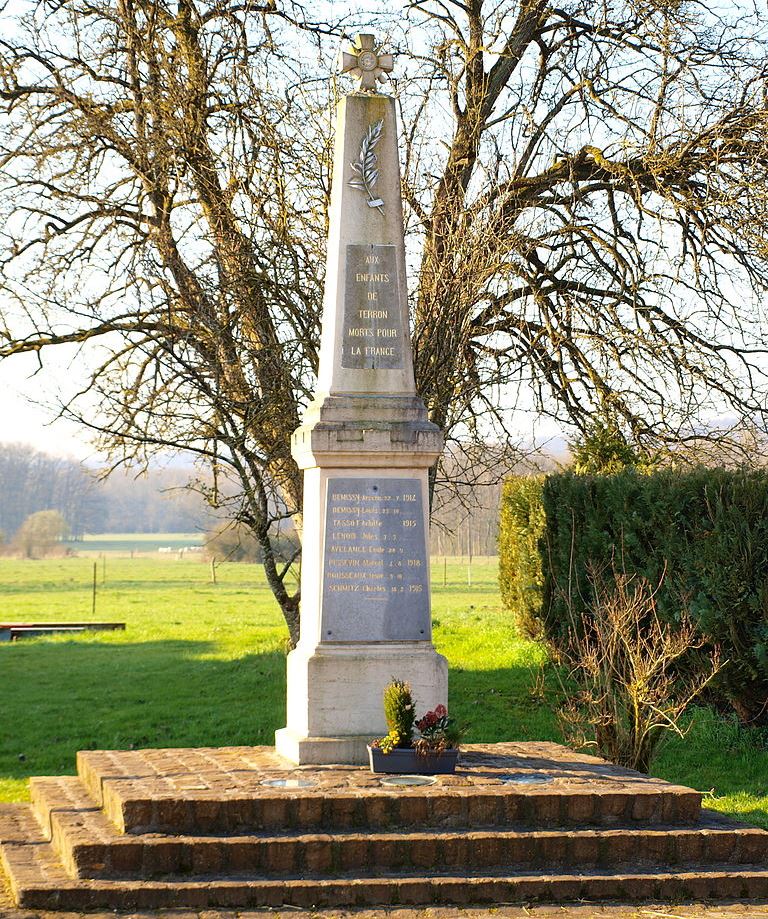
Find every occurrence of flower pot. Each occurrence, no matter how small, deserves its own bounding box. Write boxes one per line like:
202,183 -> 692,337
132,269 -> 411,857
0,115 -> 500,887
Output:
367,745 -> 459,774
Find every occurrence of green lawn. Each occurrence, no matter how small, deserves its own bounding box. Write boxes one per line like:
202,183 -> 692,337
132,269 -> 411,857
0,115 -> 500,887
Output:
65,532 -> 204,555
0,554 -> 766,829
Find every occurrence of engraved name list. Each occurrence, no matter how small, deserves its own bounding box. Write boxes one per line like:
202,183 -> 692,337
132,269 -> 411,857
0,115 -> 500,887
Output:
321,477 -> 430,641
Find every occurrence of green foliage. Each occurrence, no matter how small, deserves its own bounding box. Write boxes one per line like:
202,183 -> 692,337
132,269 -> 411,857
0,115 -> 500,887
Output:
382,679 -> 416,747
541,467 -> 768,725
570,415 -> 644,474
498,476 -> 545,638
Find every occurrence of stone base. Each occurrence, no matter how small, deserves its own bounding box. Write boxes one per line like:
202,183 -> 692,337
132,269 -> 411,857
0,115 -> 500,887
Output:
274,728 -> 372,765
277,641 -> 448,763
4,742 -> 768,910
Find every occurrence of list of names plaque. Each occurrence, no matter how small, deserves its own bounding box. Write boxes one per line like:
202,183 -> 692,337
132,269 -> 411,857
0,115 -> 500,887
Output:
322,477 -> 430,641
342,244 -> 404,370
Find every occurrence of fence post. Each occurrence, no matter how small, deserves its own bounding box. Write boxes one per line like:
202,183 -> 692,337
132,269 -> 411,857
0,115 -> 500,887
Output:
91,562 -> 97,617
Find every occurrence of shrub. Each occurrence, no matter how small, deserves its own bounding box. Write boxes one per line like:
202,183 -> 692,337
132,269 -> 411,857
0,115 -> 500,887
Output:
555,569 -> 723,772
205,521 -> 298,564
383,679 -> 415,742
541,467 -> 768,725
12,510 -> 68,558
498,476 -> 545,638
206,522 -> 263,562
570,415 -> 645,474
372,679 -> 417,753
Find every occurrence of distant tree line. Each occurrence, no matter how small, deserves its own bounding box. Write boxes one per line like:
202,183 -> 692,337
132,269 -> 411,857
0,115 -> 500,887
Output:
0,444 -> 214,541
96,469 -> 215,536
0,444 -> 100,540
0,441 -> 556,553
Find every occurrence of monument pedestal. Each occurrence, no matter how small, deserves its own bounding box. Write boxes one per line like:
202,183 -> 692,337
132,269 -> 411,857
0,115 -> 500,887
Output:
276,641 -> 447,765
275,407 -> 448,765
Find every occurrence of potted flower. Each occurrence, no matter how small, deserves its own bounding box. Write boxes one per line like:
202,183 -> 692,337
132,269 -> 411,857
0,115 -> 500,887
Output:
368,679 -> 462,774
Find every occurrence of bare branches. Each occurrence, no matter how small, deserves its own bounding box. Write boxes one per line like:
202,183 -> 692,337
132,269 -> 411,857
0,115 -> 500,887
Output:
403,0 -> 768,452
557,570 -> 724,773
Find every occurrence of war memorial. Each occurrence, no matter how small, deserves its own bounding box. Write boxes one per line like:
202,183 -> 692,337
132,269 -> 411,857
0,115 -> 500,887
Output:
0,35 -> 767,911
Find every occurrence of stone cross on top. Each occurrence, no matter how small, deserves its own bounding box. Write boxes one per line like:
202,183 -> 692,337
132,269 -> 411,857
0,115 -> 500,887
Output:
341,34 -> 394,92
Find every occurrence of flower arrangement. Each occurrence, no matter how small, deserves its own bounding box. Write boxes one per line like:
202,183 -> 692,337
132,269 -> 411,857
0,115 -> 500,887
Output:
414,703 -> 462,756
371,680 -> 462,756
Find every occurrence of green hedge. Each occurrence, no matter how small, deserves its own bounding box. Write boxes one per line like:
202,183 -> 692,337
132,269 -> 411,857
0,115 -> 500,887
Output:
499,467 -> 768,724
498,476 -> 545,639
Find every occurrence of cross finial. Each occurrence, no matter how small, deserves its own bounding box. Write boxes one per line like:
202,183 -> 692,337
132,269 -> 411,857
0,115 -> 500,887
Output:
340,34 -> 394,92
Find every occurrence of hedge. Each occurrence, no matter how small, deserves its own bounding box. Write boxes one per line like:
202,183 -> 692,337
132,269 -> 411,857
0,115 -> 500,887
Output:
499,467 -> 768,724
498,476 -> 545,639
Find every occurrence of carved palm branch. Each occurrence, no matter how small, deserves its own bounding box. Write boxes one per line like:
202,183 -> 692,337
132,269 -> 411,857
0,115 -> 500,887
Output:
349,119 -> 384,214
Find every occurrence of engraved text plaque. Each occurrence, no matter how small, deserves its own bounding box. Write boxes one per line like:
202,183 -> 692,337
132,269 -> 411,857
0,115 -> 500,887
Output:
322,477 -> 430,641
342,244 -> 403,369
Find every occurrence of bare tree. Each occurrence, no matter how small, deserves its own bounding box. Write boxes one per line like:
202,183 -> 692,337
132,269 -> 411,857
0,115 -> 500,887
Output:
1,0 -> 767,642
402,0 -> 768,447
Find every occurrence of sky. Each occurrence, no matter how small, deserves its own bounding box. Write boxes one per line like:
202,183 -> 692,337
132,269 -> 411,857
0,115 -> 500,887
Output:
0,351 -> 95,460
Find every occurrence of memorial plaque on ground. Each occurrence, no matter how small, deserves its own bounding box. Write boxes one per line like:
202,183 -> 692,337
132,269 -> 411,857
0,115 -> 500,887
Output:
322,477 -> 429,641
342,244 -> 403,370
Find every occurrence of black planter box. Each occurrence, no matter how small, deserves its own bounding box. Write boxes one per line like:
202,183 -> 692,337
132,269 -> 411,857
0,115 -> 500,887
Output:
367,745 -> 459,774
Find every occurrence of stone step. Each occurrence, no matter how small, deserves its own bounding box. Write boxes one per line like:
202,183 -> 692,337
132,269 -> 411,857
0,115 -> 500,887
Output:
29,777 -> 768,881
74,742 -> 703,834
4,805 -> 768,911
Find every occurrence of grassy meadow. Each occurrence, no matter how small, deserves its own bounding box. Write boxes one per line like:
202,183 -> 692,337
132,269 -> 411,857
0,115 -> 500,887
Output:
64,532 -> 205,555
0,550 -> 766,830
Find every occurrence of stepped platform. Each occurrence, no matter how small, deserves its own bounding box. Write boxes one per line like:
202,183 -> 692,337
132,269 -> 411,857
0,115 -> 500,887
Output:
1,742 -> 767,910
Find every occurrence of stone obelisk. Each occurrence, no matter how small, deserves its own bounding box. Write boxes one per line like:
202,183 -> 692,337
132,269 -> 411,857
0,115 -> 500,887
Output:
275,35 -> 447,766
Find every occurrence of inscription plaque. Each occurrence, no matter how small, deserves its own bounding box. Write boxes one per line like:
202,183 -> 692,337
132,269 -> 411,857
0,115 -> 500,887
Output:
322,477 -> 430,641
342,244 -> 403,370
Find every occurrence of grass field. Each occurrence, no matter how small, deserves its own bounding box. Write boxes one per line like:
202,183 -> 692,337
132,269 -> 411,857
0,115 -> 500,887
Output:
0,553 -> 766,829
65,532 -> 205,555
